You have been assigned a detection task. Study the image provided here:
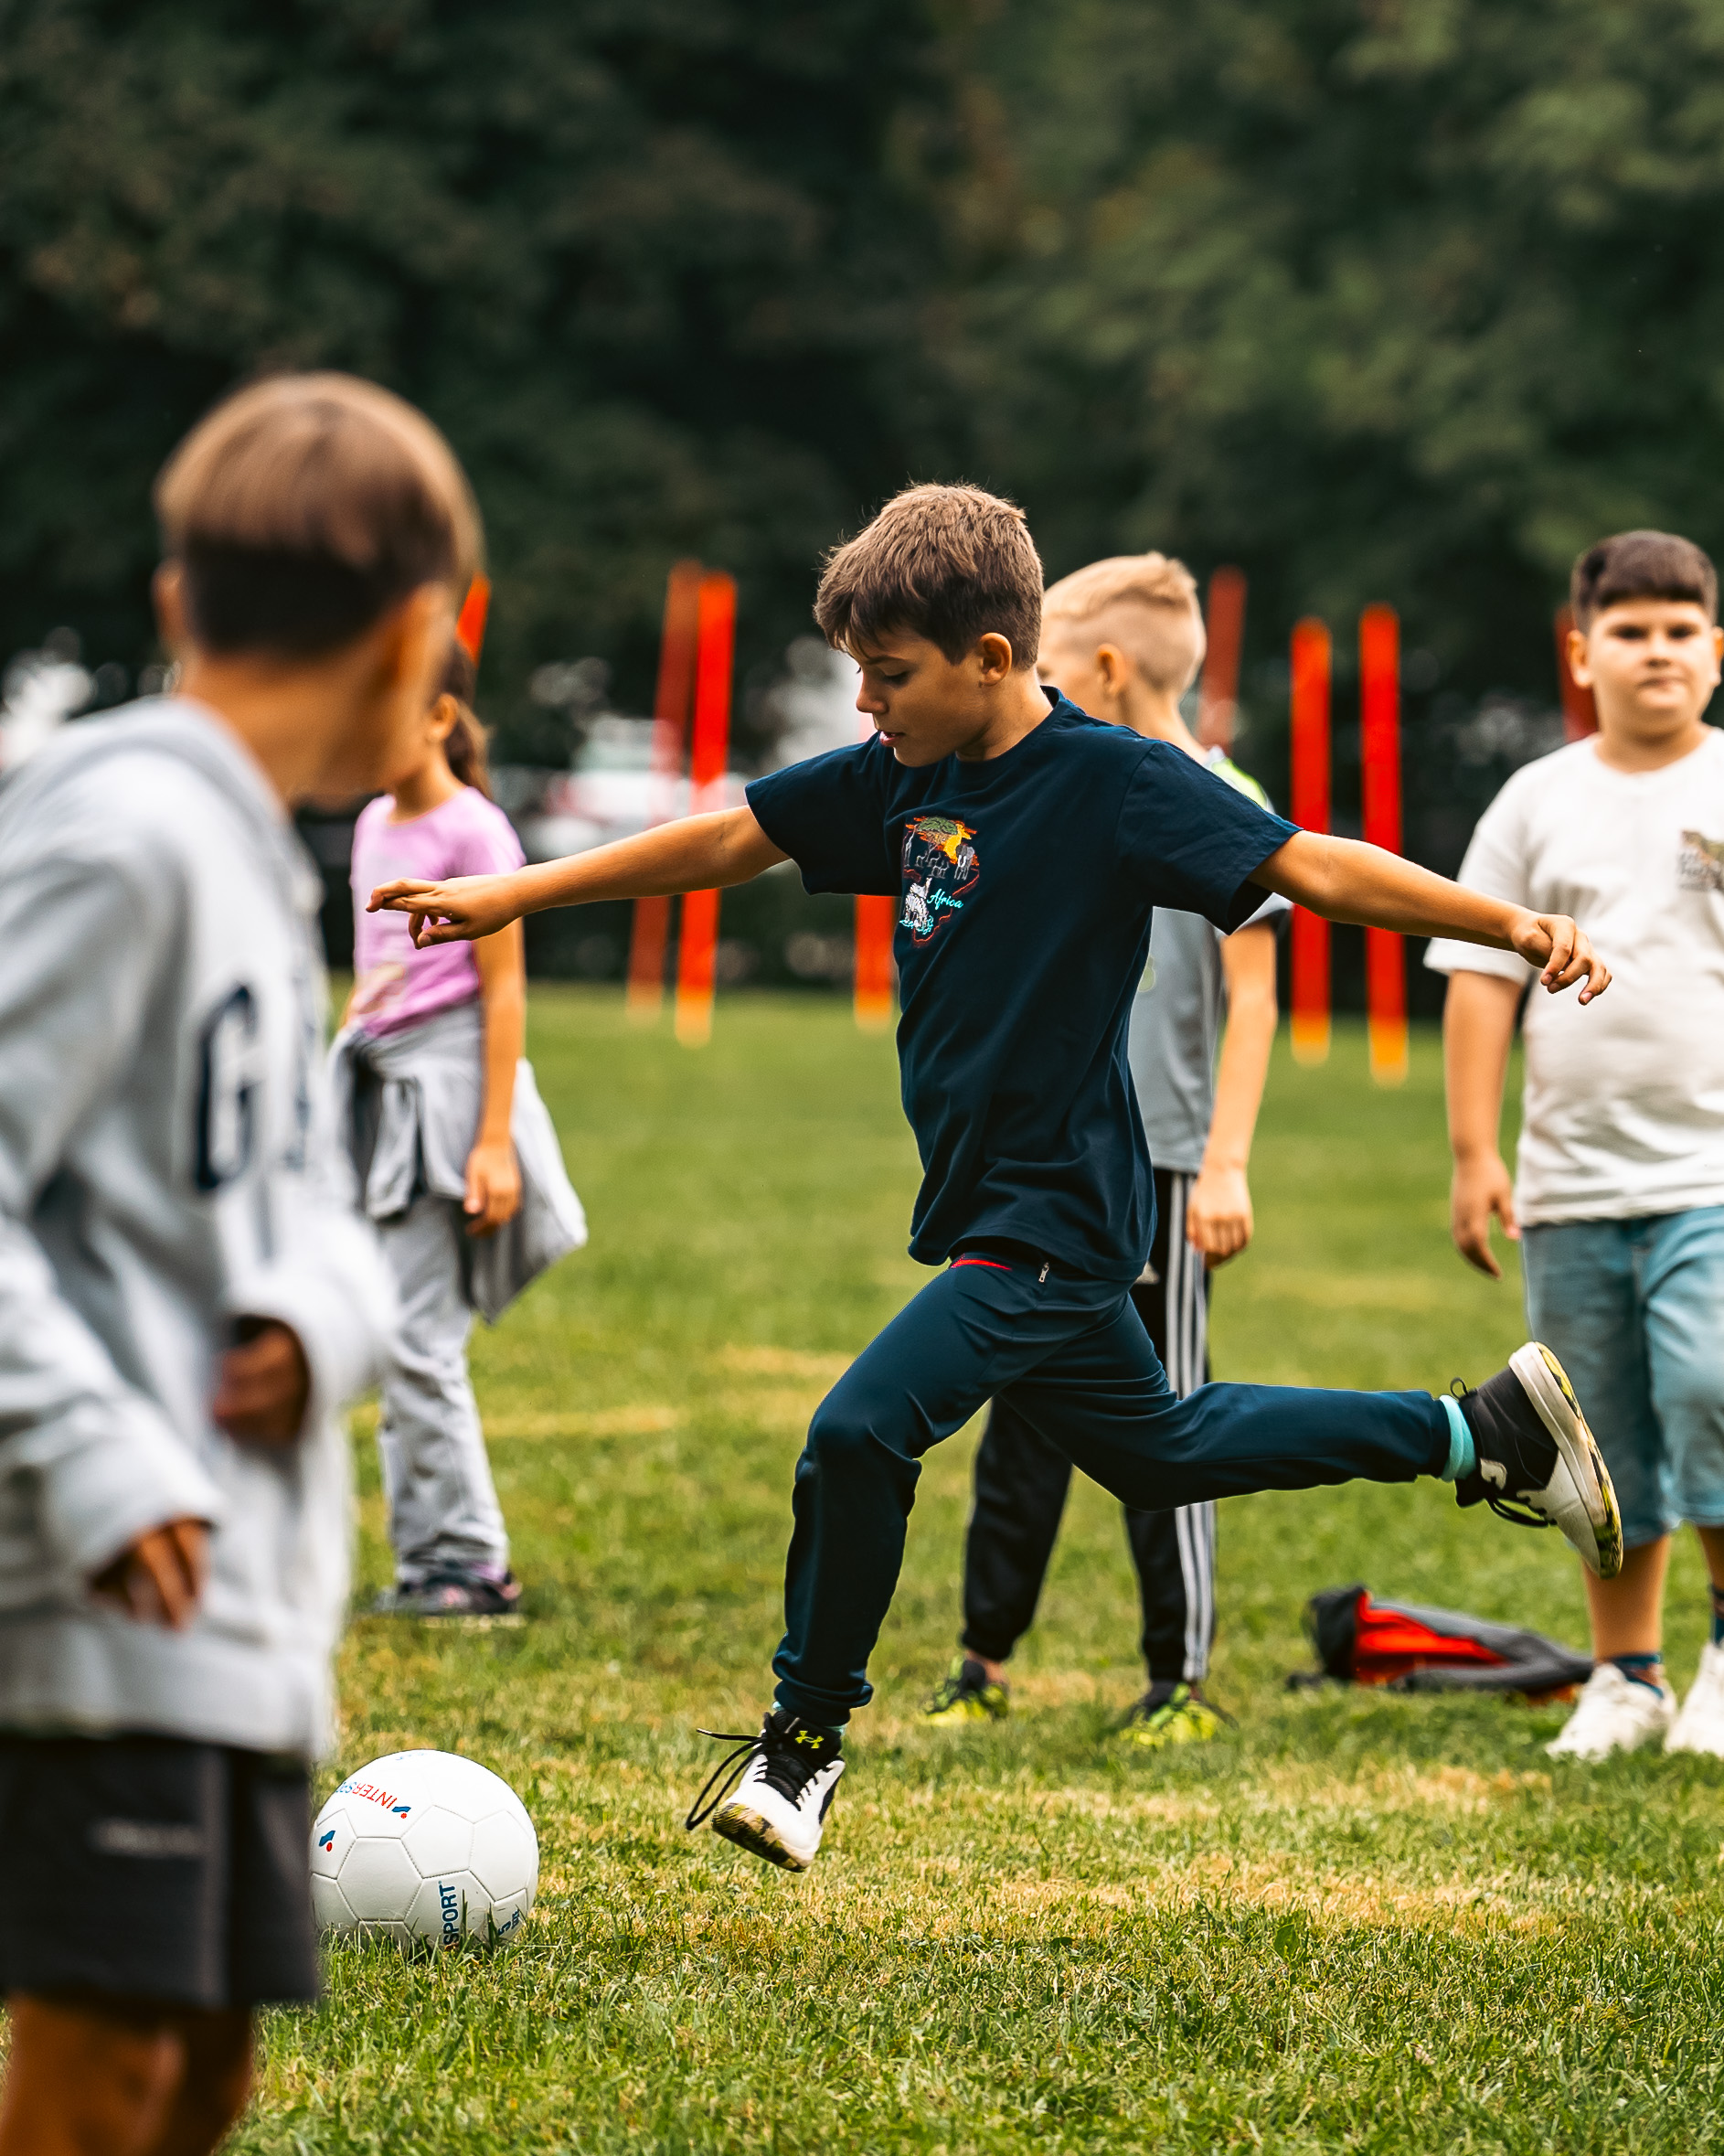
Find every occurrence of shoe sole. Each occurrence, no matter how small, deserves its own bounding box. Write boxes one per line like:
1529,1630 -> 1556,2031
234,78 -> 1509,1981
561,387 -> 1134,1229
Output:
1511,1343 -> 1623,1580
922,1704 -> 1008,1726
710,1801 -> 812,1873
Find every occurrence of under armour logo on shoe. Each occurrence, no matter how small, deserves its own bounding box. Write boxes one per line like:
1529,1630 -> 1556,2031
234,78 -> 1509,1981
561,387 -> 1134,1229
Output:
793,1729 -> 825,1749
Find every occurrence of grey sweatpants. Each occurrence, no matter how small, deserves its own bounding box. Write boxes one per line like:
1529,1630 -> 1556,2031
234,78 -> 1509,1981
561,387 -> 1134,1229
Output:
377,1191 -> 508,1585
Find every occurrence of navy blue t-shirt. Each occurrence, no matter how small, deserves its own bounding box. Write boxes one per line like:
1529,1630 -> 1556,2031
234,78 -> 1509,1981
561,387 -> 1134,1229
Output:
746,695 -> 1296,1280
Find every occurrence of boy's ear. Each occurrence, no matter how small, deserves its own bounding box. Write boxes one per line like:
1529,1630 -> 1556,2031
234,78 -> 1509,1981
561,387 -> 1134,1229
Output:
975,631 -> 1016,682
1566,624 -> 1593,688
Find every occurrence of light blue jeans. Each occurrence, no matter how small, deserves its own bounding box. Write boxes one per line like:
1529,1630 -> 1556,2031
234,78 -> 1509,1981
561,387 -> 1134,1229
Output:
1522,1206 -> 1724,1550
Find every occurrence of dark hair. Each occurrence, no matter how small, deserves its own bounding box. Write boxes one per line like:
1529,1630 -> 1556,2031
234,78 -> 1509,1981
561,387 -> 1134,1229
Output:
814,483 -> 1043,667
438,639 -> 493,799
1570,529 -> 1718,631
155,372 -> 483,658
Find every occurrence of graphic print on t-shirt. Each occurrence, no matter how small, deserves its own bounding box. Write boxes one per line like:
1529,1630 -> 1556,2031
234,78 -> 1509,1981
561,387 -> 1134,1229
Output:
1679,828 -> 1724,893
899,816 -> 979,944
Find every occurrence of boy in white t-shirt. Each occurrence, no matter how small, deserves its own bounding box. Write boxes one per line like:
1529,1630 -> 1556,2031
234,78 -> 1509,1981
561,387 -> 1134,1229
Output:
1428,529 -> 1724,1760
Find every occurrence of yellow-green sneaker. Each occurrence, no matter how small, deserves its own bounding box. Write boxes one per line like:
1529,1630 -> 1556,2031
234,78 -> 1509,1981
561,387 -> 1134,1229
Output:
1117,1681 -> 1231,1749
922,1655 -> 1010,1725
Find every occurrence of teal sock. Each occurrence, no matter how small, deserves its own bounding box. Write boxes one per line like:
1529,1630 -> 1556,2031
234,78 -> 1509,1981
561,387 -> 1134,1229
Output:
1610,1650 -> 1664,1693
1439,1394 -> 1476,1482
1710,1585 -> 1724,1647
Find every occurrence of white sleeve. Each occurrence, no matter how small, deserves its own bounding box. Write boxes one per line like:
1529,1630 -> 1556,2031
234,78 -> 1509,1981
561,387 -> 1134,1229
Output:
0,853 -> 224,1577
1423,777 -> 1535,984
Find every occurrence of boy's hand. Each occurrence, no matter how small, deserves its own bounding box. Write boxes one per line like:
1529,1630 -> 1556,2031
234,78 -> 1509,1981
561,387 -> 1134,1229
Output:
369,873 -> 522,947
90,1517 -> 208,1628
212,1318 -> 311,1445
1187,1164 -> 1253,1266
1509,912 -> 1611,1001
463,1137 -> 523,1237
1452,1150 -> 1519,1278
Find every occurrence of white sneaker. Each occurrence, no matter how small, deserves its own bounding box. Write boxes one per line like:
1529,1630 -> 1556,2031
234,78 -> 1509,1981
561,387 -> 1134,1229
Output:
1666,1641 -> 1724,1756
1454,1344 -> 1623,1579
686,1710 -> 845,1872
1546,1661 -> 1676,1760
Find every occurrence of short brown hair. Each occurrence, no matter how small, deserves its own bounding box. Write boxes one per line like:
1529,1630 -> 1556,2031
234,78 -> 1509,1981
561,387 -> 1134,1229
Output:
814,483 -> 1042,667
1043,552 -> 1206,694
1571,529 -> 1717,632
155,372 -> 483,658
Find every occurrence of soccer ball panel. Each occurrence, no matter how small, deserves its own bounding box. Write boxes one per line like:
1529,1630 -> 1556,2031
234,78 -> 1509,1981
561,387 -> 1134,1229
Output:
310,1873 -> 357,1931
406,1871 -> 483,1948
486,1892 -> 530,1944
335,1837 -> 422,1923
402,1806 -> 473,1878
310,1809 -> 344,1879
468,1810 -> 536,1902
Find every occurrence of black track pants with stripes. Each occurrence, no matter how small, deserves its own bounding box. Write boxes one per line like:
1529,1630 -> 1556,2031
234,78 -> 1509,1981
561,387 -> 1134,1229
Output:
770,1193 -> 1446,1724
962,1169 -> 1219,1683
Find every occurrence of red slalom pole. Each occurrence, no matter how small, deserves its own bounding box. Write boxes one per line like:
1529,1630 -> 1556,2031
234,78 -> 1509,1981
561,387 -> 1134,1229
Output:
627,561 -> 703,1020
455,575 -> 492,667
854,896 -> 896,1031
854,692 -> 896,1030
1198,566 -> 1247,751
675,571 -> 737,1047
1289,618 -> 1332,1066
1553,605 -> 1599,742
1360,603 -> 1408,1087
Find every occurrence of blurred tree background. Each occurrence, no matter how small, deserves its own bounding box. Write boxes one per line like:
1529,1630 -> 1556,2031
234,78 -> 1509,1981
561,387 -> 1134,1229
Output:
5,0 -> 1722,863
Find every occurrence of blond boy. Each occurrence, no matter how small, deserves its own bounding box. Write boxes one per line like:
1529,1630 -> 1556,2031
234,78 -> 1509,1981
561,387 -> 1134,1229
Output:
924,554 -> 1283,1743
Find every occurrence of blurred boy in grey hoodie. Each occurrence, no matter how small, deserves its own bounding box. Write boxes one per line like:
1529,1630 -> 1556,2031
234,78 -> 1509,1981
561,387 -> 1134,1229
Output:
0,374 -> 480,2156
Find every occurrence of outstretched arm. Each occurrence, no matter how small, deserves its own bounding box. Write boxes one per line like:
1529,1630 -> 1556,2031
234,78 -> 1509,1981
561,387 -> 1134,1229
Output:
371,806 -> 789,947
1251,832 -> 1610,1002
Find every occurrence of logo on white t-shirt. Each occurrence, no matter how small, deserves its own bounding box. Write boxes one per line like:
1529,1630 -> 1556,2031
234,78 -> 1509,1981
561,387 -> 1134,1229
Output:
1678,828 -> 1724,893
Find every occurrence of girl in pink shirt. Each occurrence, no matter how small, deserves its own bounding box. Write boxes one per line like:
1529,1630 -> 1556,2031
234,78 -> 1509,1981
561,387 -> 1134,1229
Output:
342,643 -> 545,1616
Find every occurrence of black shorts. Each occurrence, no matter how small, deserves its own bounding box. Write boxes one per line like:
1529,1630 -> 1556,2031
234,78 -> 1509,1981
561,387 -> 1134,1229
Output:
0,1734 -> 318,2009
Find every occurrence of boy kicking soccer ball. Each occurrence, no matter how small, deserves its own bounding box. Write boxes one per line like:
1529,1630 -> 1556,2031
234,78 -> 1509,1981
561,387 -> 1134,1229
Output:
0,374 -> 476,2156
375,484 -> 1621,1875
1430,528 -> 1724,1762
924,551 -> 1284,1746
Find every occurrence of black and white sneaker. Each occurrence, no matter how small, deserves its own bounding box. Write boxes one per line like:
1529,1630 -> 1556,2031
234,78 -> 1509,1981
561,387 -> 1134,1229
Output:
372,1570 -> 524,1618
685,1709 -> 845,1872
1454,1343 -> 1623,1579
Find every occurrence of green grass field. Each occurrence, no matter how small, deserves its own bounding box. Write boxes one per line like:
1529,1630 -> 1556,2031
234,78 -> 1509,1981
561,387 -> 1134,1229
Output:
238,994 -> 1722,2155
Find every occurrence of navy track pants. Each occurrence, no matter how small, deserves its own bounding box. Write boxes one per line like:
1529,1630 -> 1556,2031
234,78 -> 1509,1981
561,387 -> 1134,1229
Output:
772,1243 -> 1450,1724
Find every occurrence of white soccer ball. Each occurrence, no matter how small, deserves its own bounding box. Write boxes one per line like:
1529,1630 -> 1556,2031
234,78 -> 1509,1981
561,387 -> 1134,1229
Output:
310,1750 -> 537,1951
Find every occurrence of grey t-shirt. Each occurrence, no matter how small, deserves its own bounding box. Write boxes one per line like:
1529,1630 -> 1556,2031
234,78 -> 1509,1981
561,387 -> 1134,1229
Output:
1128,751 -> 1289,1171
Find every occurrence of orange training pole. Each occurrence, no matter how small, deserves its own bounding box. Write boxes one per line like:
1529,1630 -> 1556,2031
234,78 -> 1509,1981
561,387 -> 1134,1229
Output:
1360,603 -> 1408,1087
675,571 -> 737,1047
854,688 -> 896,1030
1198,566 -> 1247,751
854,895 -> 896,1030
455,575 -> 492,666
1553,605 -> 1599,742
627,561 -> 703,1019
1289,618 -> 1332,1067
